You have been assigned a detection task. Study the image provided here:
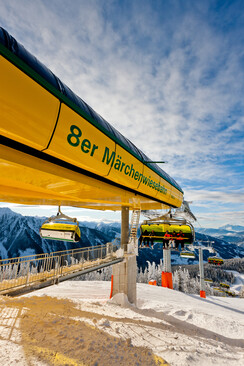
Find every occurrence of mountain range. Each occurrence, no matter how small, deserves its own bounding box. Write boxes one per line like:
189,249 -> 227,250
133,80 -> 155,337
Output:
196,225 -> 244,247
0,208 -> 118,260
0,208 -> 243,269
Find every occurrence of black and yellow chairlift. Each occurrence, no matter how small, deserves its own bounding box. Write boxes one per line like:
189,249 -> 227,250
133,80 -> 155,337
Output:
204,278 -> 213,283
40,206 -> 81,242
206,245 -> 224,265
220,282 -> 230,289
139,210 -> 195,249
208,255 -> 224,265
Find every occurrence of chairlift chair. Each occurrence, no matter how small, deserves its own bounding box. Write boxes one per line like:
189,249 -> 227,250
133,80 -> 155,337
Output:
204,278 -> 213,283
40,206 -> 81,242
213,287 -> 226,294
207,256 -> 224,266
140,221 -> 194,248
180,250 -> 196,259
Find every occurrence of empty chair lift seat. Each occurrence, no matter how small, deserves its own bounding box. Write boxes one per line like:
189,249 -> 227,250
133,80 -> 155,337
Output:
40,207 -> 81,242
180,250 -> 196,259
40,220 -> 81,242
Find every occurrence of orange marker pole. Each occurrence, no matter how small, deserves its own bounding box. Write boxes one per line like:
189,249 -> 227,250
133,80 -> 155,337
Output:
110,274 -> 114,299
161,271 -> 168,288
166,272 -> 173,289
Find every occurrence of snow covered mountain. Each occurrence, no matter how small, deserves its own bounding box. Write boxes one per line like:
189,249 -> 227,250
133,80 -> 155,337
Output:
0,208 -> 115,259
220,224 -> 244,232
94,222 -> 121,239
197,225 -> 244,247
0,209 -> 244,268
137,234 -> 244,269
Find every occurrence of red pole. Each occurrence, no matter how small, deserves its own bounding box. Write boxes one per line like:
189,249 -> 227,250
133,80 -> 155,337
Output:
110,274 -> 114,299
166,272 -> 173,289
161,271 -> 173,289
200,290 -> 206,298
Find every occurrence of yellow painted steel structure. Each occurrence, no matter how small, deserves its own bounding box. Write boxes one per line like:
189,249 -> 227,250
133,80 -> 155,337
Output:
0,28 -> 184,211
141,224 -> 192,235
140,223 -> 194,244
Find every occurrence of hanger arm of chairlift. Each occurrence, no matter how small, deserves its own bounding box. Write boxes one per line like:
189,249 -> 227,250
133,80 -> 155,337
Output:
47,206 -> 78,223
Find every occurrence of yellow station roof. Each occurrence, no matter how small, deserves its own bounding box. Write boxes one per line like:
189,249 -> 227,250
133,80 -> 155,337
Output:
0,27 -> 183,211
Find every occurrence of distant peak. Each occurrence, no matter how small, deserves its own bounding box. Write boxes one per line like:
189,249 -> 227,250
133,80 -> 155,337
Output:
0,207 -> 21,216
219,224 -> 244,232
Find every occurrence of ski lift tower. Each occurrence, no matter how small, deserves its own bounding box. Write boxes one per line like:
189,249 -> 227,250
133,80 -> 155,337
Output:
143,203 -> 216,298
188,241 -> 215,298
162,245 -> 173,289
161,214 -> 194,290
142,201 -> 196,290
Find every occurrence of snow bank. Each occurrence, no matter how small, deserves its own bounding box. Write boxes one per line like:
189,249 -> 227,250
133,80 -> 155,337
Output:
227,270 -> 244,293
0,281 -> 243,366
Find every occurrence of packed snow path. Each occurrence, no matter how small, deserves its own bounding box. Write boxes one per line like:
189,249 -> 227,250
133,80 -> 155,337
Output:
0,281 -> 244,366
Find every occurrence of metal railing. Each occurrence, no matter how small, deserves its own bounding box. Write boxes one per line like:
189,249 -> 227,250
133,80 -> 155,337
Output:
0,243 -> 116,265
0,243 -> 122,295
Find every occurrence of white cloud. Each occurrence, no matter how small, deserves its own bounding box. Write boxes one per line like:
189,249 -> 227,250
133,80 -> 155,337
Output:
194,210 -> 244,229
2,1 -> 243,168
0,1 -> 243,225
185,189 -> 244,204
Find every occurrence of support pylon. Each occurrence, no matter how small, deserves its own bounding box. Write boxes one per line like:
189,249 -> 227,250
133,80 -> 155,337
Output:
162,248 -> 173,289
199,247 -> 206,298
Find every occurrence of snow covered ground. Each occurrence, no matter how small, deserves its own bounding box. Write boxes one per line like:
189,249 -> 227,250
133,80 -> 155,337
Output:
0,281 -> 244,366
228,270 -> 244,293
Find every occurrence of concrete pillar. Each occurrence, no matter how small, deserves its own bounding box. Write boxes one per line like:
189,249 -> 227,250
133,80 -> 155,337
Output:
163,249 -> 172,272
121,206 -> 129,253
167,249 -> 172,273
162,249 -> 173,289
110,206 -> 136,305
111,254 -> 137,304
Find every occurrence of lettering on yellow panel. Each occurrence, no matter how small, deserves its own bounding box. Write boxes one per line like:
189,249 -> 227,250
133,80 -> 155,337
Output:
137,165 -> 164,199
46,104 -> 116,176
167,185 -> 183,208
157,186 -> 182,207
156,178 -> 172,205
105,145 -> 143,190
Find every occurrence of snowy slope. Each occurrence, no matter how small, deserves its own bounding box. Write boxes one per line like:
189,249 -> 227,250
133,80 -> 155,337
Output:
0,282 -> 243,366
228,270 -> 244,293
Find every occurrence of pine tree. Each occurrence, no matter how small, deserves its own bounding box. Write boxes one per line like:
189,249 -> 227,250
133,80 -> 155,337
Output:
239,285 -> 244,298
173,269 -> 180,291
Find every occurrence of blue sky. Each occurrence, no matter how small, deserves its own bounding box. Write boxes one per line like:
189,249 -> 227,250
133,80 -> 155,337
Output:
0,0 -> 244,228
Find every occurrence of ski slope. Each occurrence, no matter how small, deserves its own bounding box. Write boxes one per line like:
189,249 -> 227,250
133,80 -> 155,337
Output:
228,270 -> 244,294
0,281 -> 243,366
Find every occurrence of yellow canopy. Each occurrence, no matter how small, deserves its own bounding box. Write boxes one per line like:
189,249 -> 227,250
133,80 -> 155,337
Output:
0,27 -> 184,211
